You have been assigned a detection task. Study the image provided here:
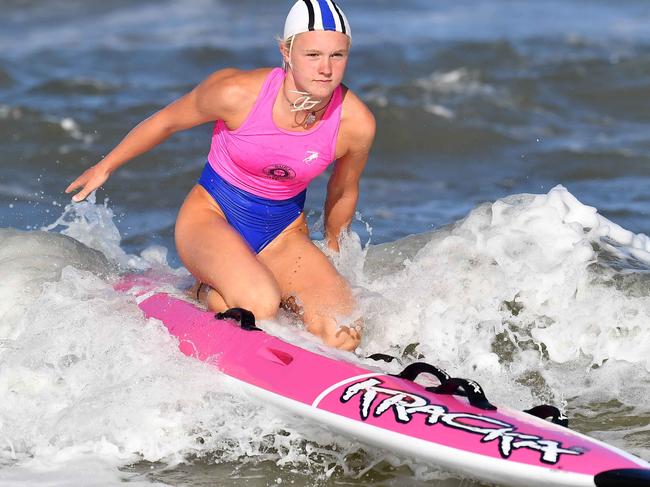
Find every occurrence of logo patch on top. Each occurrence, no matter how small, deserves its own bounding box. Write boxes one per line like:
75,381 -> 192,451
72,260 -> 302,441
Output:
303,151 -> 319,164
263,164 -> 296,181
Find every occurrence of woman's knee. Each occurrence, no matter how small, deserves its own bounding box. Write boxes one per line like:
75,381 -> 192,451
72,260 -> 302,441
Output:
201,281 -> 281,321
229,283 -> 282,320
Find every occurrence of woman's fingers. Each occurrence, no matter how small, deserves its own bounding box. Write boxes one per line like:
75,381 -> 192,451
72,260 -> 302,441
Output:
65,174 -> 86,194
71,185 -> 94,202
72,178 -> 104,202
65,166 -> 109,202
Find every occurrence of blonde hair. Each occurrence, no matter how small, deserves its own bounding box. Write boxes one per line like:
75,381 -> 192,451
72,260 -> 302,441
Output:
277,35 -> 295,72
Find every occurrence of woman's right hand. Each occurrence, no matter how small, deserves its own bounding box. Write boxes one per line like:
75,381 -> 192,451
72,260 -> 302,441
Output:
62,68 -> 236,203
65,162 -> 112,202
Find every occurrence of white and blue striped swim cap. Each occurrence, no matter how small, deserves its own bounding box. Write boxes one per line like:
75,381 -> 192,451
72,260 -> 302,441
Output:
284,0 -> 351,40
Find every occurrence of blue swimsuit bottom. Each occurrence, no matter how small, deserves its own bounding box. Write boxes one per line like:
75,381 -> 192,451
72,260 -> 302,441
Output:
198,162 -> 306,254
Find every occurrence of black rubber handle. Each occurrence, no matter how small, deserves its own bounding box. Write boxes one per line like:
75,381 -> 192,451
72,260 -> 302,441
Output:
594,468 -> 650,487
216,307 -> 261,331
367,353 -> 399,363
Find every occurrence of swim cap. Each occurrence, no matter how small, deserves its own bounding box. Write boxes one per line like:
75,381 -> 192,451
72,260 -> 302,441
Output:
283,0 -> 351,40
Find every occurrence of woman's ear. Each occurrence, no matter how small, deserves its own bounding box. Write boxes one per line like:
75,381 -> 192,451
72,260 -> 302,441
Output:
278,36 -> 293,71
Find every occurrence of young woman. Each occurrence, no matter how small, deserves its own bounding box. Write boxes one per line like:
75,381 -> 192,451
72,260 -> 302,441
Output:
66,0 -> 375,351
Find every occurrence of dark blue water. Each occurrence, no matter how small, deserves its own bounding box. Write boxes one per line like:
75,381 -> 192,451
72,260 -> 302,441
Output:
3,0 -> 650,259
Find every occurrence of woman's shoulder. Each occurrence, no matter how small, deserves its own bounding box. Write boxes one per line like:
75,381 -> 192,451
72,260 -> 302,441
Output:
339,85 -> 376,141
209,67 -> 273,92
196,67 -> 276,117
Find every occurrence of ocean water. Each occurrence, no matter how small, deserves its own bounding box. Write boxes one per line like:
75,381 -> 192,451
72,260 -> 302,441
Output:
2,0 -> 650,485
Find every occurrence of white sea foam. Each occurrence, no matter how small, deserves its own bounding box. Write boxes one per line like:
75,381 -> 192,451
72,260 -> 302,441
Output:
1,184 -> 649,485
59,117 -> 95,144
358,185 -> 650,457
42,193 -> 150,271
0,236 -> 368,485
0,213 -> 438,485
415,68 -> 495,97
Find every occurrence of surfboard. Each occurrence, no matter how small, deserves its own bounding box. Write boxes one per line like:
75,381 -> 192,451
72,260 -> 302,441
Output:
116,274 -> 650,487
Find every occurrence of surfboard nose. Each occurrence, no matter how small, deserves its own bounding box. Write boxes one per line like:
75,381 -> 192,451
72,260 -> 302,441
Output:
594,468 -> 650,487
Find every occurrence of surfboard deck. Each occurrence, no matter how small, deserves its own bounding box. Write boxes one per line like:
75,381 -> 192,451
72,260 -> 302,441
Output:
116,274 -> 650,487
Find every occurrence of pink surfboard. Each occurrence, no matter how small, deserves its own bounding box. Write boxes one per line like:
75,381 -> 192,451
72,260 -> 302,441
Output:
117,274 -> 650,487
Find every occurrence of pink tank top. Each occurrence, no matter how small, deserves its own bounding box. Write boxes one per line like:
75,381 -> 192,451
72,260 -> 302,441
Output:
207,68 -> 343,200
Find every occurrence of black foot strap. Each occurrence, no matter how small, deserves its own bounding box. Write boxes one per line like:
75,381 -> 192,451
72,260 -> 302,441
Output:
427,377 -> 497,411
524,404 -> 569,427
393,361 -> 570,419
395,361 -> 497,411
215,308 -> 261,331
396,362 -> 451,384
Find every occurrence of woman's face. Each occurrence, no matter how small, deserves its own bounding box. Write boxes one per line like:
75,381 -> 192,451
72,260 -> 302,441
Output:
283,30 -> 350,98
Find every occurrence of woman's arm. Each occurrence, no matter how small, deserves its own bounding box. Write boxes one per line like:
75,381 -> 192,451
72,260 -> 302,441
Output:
65,68 -> 242,202
324,96 -> 376,251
